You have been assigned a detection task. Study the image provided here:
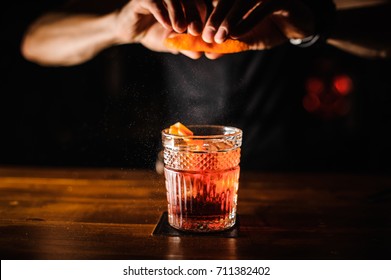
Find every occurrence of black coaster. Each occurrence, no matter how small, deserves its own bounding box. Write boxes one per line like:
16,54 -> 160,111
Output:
152,212 -> 239,238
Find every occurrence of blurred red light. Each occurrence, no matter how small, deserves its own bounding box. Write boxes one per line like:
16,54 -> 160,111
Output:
305,77 -> 324,96
303,94 -> 320,112
333,75 -> 353,96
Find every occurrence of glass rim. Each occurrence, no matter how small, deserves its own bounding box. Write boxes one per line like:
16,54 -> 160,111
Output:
162,125 -> 242,139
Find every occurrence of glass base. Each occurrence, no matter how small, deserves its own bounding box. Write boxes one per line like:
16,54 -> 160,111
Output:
164,167 -> 239,232
168,213 -> 236,232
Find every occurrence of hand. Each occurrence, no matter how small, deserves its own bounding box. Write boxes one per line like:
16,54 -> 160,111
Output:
115,0 -> 208,59
201,0 -> 316,59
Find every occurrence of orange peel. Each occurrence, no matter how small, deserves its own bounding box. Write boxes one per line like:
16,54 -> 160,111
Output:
168,122 -> 205,150
169,122 -> 193,136
164,34 -> 250,54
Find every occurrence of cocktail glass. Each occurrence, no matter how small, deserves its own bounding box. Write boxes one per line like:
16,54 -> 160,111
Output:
162,125 -> 242,232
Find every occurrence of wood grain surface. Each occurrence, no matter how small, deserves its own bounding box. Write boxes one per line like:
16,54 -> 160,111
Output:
0,166 -> 390,260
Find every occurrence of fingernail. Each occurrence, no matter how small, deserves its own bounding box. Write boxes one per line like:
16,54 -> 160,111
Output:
174,21 -> 187,33
202,26 -> 216,43
214,27 -> 227,44
189,21 -> 202,36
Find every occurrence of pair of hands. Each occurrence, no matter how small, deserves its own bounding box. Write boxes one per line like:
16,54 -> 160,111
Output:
115,0 -> 315,59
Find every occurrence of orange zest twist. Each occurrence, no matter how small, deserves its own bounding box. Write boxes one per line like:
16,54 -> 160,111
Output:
169,122 -> 193,136
168,122 -> 204,150
164,34 -> 250,54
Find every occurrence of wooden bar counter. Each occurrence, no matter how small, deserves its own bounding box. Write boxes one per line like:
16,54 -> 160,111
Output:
0,166 -> 390,259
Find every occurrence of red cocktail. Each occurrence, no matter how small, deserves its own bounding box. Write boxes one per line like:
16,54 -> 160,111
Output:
162,125 -> 242,232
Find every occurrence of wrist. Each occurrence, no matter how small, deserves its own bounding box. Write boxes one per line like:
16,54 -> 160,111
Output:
108,11 -> 131,45
291,0 -> 336,47
290,34 -> 322,48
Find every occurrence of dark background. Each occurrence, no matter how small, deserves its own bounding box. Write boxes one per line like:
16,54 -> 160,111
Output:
1,1 -> 390,172
1,1 -> 166,169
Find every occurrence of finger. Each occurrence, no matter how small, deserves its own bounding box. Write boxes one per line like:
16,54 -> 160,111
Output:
231,0 -> 284,38
180,50 -> 203,59
139,0 -> 172,30
239,17 -> 287,50
271,1 -> 315,39
196,0 -> 208,24
214,0 -> 260,43
182,0 -> 203,36
164,0 -> 187,33
204,52 -> 224,60
202,0 -> 235,43
139,25 -> 180,53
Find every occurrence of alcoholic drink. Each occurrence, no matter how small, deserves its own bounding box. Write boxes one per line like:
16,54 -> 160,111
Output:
162,125 -> 242,232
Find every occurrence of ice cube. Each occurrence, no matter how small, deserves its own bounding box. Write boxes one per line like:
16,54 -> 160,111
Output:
214,141 -> 233,151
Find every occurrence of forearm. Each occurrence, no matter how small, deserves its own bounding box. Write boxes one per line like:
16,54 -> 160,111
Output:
326,0 -> 391,58
21,12 -> 124,66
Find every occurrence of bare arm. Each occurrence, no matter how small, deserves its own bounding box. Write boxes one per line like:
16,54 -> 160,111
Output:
327,0 -> 391,58
21,0 -> 207,66
21,12 -> 121,66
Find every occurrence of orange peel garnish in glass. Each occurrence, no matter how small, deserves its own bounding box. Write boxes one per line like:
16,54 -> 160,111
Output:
168,122 -> 204,150
169,122 -> 193,136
